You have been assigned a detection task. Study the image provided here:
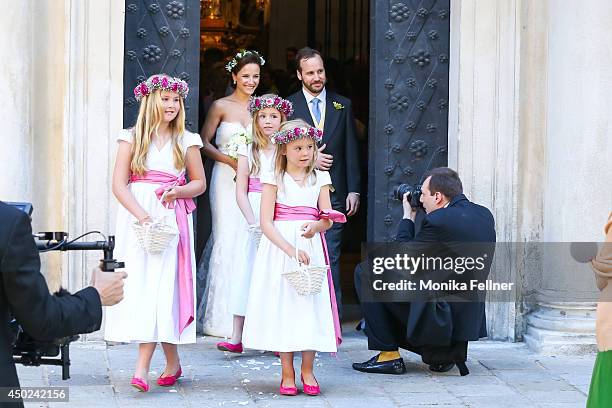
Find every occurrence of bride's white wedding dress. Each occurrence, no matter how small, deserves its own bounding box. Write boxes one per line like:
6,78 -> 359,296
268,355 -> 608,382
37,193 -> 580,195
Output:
197,121 -> 251,337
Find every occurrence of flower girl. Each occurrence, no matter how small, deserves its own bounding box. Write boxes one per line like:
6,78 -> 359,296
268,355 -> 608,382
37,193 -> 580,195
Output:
216,94 -> 293,353
242,119 -> 345,396
105,74 -> 205,392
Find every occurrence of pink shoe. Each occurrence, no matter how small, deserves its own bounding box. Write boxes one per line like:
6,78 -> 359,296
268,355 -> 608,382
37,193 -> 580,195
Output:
217,341 -> 243,353
279,379 -> 298,396
274,352 -> 280,357
301,374 -> 320,396
130,376 -> 149,392
157,367 -> 182,387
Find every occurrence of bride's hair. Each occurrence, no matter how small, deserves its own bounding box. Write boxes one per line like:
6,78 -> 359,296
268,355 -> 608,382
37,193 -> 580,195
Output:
131,82 -> 186,175
251,93 -> 287,176
273,119 -> 318,191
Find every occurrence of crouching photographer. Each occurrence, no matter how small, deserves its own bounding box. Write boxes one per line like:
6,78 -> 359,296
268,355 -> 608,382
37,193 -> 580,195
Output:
0,201 -> 127,402
353,167 -> 496,377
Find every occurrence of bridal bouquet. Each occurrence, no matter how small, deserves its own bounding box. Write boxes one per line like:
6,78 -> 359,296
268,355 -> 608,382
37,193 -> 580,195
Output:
225,130 -> 253,160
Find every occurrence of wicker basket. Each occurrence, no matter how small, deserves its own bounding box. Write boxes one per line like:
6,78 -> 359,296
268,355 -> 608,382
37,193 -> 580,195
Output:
282,230 -> 328,296
132,217 -> 178,254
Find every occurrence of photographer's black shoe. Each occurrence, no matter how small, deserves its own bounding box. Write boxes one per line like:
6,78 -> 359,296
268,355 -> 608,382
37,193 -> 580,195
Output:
428,362 -> 455,373
352,354 -> 407,375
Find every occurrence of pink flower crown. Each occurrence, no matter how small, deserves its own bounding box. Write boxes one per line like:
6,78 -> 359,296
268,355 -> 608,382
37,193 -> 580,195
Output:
133,75 -> 189,102
270,126 -> 323,145
248,95 -> 294,117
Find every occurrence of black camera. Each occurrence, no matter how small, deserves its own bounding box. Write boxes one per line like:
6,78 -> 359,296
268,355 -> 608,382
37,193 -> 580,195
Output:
8,202 -> 124,380
393,183 -> 423,208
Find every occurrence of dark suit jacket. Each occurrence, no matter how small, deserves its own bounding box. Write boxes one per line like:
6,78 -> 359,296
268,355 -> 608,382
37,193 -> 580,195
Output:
287,90 -> 361,210
396,194 -> 496,342
0,201 -> 102,390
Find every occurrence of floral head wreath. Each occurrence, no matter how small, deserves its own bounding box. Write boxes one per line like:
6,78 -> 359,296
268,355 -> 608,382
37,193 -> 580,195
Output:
248,95 -> 294,117
271,125 -> 323,145
133,74 -> 189,102
225,49 -> 265,73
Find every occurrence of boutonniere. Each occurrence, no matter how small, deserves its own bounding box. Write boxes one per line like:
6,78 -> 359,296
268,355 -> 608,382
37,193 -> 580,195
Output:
332,101 -> 345,110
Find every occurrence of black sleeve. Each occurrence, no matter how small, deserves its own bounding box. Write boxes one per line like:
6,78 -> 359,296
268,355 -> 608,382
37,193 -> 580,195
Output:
344,101 -> 361,194
396,216 -> 444,243
395,219 -> 415,242
1,211 -> 102,341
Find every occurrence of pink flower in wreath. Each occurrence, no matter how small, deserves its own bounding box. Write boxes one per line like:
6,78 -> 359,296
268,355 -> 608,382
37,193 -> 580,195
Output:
266,98 -> 273,105
171,82 -> 178,92
274,97 -> 280,105
140,83 -> 149,95
255,98 -> 261,107
293,127 -> 301,136
152,76 -> 160,85
161,76 -> 169,87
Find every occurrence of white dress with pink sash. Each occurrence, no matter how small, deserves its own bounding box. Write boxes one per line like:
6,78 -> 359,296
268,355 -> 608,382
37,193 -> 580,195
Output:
242,170 -> 337,352
104,128 -> 202,344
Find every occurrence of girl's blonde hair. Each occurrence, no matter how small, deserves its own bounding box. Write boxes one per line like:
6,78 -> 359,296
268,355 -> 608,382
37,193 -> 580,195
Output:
250,93 -> 287,176
130,79 -> 186,175
273,119 -> 318,190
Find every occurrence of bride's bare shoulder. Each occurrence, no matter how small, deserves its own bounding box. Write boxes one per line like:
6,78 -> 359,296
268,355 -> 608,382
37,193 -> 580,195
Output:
212,96 -> 236,110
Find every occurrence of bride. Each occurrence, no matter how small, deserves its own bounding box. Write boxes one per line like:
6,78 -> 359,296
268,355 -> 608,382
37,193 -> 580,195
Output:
198,50 -> 264,337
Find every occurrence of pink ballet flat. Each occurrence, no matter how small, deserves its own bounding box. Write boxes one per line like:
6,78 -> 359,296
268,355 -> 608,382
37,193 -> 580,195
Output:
157,367 -> 182,387
301,374 -> 320,396
217,341 -> 243,353
130,376 -> 149,392
279,379 -> 298,396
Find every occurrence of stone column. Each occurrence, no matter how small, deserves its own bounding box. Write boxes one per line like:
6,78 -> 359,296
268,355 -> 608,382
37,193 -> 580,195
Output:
523,0 -> 612,354
451,0 -> 523,340
0,1 -> 32,203
61,0 -> 125,340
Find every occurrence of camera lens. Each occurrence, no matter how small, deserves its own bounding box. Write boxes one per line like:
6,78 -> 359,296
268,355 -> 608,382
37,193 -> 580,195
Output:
393,183 -> 412,201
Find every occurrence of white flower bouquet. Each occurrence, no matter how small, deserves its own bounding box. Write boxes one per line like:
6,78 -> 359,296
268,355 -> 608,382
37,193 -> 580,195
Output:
225,130 -> 253,160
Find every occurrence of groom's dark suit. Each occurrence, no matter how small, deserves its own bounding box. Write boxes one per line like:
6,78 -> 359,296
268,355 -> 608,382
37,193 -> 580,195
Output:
287,89 -> 361,318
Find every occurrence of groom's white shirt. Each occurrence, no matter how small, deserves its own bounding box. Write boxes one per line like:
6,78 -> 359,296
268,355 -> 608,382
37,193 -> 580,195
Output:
302,87 -> 327,129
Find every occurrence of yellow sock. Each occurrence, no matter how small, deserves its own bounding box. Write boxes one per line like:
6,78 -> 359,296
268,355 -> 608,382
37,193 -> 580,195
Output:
376,351 -> 400,362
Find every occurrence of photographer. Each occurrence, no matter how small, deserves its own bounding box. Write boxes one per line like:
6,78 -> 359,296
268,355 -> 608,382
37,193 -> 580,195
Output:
0,201 -> 127,394
353,167 -> 496,377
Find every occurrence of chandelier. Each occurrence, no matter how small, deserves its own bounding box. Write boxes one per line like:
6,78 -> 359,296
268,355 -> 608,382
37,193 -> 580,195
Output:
200,0 -> 222,19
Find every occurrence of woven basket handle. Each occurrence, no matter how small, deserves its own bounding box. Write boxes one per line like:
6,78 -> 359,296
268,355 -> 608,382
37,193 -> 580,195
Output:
294,226 -> 315,267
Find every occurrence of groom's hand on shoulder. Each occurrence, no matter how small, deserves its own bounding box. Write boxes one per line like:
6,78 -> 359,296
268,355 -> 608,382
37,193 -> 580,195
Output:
316,143 -> 333,170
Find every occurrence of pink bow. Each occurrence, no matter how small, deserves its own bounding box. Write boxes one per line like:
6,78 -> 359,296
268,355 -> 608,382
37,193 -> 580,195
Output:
318,209 -> 347,224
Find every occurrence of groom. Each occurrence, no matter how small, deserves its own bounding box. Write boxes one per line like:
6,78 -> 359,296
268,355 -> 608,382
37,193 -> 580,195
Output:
287,47 -> 361,319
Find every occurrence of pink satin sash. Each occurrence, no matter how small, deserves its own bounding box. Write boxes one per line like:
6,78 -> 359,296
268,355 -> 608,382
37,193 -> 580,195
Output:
273,203 -> 347,346
129,170 -> 195,335
248,177 -> 262,193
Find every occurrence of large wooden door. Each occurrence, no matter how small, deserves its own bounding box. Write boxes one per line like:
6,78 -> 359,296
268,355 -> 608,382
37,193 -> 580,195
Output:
368,0 -> 450,241
123,0 -> 200,131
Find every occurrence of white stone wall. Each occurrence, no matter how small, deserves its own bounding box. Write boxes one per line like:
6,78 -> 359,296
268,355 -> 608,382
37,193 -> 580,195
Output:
449,0 -> 611,348
1,1 -> 33,204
